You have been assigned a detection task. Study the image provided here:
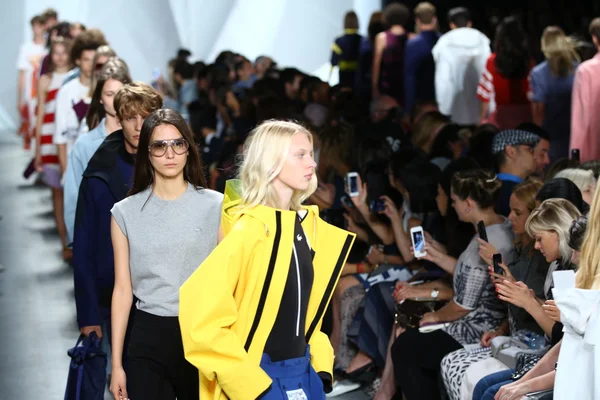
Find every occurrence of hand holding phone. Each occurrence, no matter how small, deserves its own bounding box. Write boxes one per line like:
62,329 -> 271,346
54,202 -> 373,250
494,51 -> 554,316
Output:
346,172 -> 360,198
492,253 -> 503,275
410,226 -> 427,258
477,221 -> 488,242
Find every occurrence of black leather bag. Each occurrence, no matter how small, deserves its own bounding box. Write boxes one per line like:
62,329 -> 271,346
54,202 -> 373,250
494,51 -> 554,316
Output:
394,298 -> 447,329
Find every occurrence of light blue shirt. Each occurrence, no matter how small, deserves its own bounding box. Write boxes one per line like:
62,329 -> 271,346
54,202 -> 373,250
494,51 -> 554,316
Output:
63,118 -> 109,245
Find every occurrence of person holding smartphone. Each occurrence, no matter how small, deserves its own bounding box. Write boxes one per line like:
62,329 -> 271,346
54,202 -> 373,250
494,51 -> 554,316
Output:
440,179 -> 552,399
390,169 -> 517,400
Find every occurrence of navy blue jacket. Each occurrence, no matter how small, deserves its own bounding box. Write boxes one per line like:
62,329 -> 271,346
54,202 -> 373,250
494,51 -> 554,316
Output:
73,130 -> 135,328
404,30 -> 440,115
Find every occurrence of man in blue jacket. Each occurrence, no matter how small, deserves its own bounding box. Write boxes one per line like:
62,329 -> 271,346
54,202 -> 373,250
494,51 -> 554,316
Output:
72,82 -> 162,365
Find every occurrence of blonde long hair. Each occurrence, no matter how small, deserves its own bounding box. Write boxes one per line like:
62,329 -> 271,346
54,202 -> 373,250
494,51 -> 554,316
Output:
239,120 -> 318,211
541,26 -> 580,77
577,183 -> 600,289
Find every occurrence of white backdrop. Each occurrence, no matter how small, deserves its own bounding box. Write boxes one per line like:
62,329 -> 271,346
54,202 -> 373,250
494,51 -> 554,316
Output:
0,0 -> 379,133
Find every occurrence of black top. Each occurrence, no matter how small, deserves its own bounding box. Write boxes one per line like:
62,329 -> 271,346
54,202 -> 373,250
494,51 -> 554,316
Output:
264,213 -> 315,362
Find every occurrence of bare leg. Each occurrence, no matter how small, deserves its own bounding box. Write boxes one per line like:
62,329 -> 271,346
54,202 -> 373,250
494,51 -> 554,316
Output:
373,325 -> 405,400
51,188 -> 70,260
330,274 -> 361,360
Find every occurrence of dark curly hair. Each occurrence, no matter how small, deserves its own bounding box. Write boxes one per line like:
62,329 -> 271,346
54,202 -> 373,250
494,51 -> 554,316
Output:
494,16 -> 530,79
383,3 -> 409,27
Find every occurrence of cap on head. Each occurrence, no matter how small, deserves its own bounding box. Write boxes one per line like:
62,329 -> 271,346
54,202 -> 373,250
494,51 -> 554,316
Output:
492,129 -> 540,154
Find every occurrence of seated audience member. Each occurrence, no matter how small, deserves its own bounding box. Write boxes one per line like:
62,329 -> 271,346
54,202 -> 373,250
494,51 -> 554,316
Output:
254,55 -> 275,79
429,123 -> 465,171
173,60 -> 197,121
467,124 -> 499,171
390,169 -> 517,400
516,122 -> 551,177
535,178 -> 587,213
492,130 -> 540,216
330,11 -> 362,89
476,198 -> 583,400
232,58 -> 257,95
410,110 -> 449,156
342,158 -> 478,398
441,179 -> 549,400
432,7 -> 490,126
554,168 -> 596,205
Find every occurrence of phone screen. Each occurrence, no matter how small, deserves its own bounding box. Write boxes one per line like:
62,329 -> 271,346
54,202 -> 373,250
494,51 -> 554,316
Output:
493,254 -> 503,275
412,230 -> 425,255
349,175 -> 358,194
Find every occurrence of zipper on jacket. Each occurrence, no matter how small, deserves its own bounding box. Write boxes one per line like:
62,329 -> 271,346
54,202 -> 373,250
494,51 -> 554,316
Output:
244,211 -> 281,351
306,234 -> 353,342
292,243 -> 301,337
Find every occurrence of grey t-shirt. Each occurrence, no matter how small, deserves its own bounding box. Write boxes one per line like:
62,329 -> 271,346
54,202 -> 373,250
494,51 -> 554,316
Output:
111,183 -> 223,317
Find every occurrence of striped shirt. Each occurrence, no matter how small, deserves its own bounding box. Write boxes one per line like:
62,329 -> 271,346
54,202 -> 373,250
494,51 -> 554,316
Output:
40,72 -> 68,166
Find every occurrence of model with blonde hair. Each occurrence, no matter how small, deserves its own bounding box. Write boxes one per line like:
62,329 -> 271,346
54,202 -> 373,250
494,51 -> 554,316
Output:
530,26 -> 580,161
179,120 -> 355,399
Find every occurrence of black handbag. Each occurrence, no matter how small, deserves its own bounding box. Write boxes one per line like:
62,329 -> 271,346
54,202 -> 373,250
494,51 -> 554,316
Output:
394,298 -> 447,328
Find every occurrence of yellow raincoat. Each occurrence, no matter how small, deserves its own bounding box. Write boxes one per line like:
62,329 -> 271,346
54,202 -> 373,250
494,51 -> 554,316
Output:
179,181 -> 355,400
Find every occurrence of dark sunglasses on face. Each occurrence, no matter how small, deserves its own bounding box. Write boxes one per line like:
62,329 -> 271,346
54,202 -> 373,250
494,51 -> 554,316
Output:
95,62 -> 106,71
148,139 -> 189,157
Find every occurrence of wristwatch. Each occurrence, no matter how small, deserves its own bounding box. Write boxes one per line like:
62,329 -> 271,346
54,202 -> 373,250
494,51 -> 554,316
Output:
431,289 -> 440,299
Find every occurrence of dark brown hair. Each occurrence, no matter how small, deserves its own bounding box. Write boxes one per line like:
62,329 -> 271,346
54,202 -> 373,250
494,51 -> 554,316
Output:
368,12 -> 385,41
344,11 -> 359,30
113,82 -> 163,121
85,58 -> 132,131
41,8 -> 58,20
451,169 -> 502,209
383,3 -> 409,27
129,109 -> 207,197
70,29 -> 107,63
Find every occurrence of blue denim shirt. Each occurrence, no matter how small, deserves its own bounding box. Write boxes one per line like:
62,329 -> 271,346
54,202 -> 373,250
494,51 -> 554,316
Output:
63,119 -> 108,245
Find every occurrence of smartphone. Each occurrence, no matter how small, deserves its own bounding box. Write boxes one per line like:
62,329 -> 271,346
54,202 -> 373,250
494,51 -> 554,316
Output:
346,172 -> 360,197
477,221 -> 488,242
410,226 -> 427,258
571,149 -> 580,162
341,195 -> 354,209
369,199 -> 386,213
492,253 -> 503,275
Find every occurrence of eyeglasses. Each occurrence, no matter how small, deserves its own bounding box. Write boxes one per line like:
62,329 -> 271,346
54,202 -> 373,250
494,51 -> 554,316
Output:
148,139 -> 189,157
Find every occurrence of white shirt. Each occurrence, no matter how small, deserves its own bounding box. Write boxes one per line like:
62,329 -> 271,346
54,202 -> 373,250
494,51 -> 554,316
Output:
16,41 -> 46,102
432,28 -> 491,125
53,78 -> 90,154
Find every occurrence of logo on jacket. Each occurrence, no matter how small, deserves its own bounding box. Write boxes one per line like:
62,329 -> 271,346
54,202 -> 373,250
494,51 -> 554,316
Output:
297,234 -> 302,242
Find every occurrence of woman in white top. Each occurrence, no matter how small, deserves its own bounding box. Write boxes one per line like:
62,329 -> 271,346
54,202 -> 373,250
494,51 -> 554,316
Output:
109,109 -> 223,400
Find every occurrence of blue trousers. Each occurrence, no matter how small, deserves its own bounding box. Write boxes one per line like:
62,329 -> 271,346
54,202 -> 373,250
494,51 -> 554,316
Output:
472,369 -> 514,400
259,347 -> 325,400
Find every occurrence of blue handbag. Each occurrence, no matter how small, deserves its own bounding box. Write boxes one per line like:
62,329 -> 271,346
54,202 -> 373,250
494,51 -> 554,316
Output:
64,332 -> 107,400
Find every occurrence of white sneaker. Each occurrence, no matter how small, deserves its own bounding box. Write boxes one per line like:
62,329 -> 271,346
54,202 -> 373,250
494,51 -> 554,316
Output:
326,380 -> 361,398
